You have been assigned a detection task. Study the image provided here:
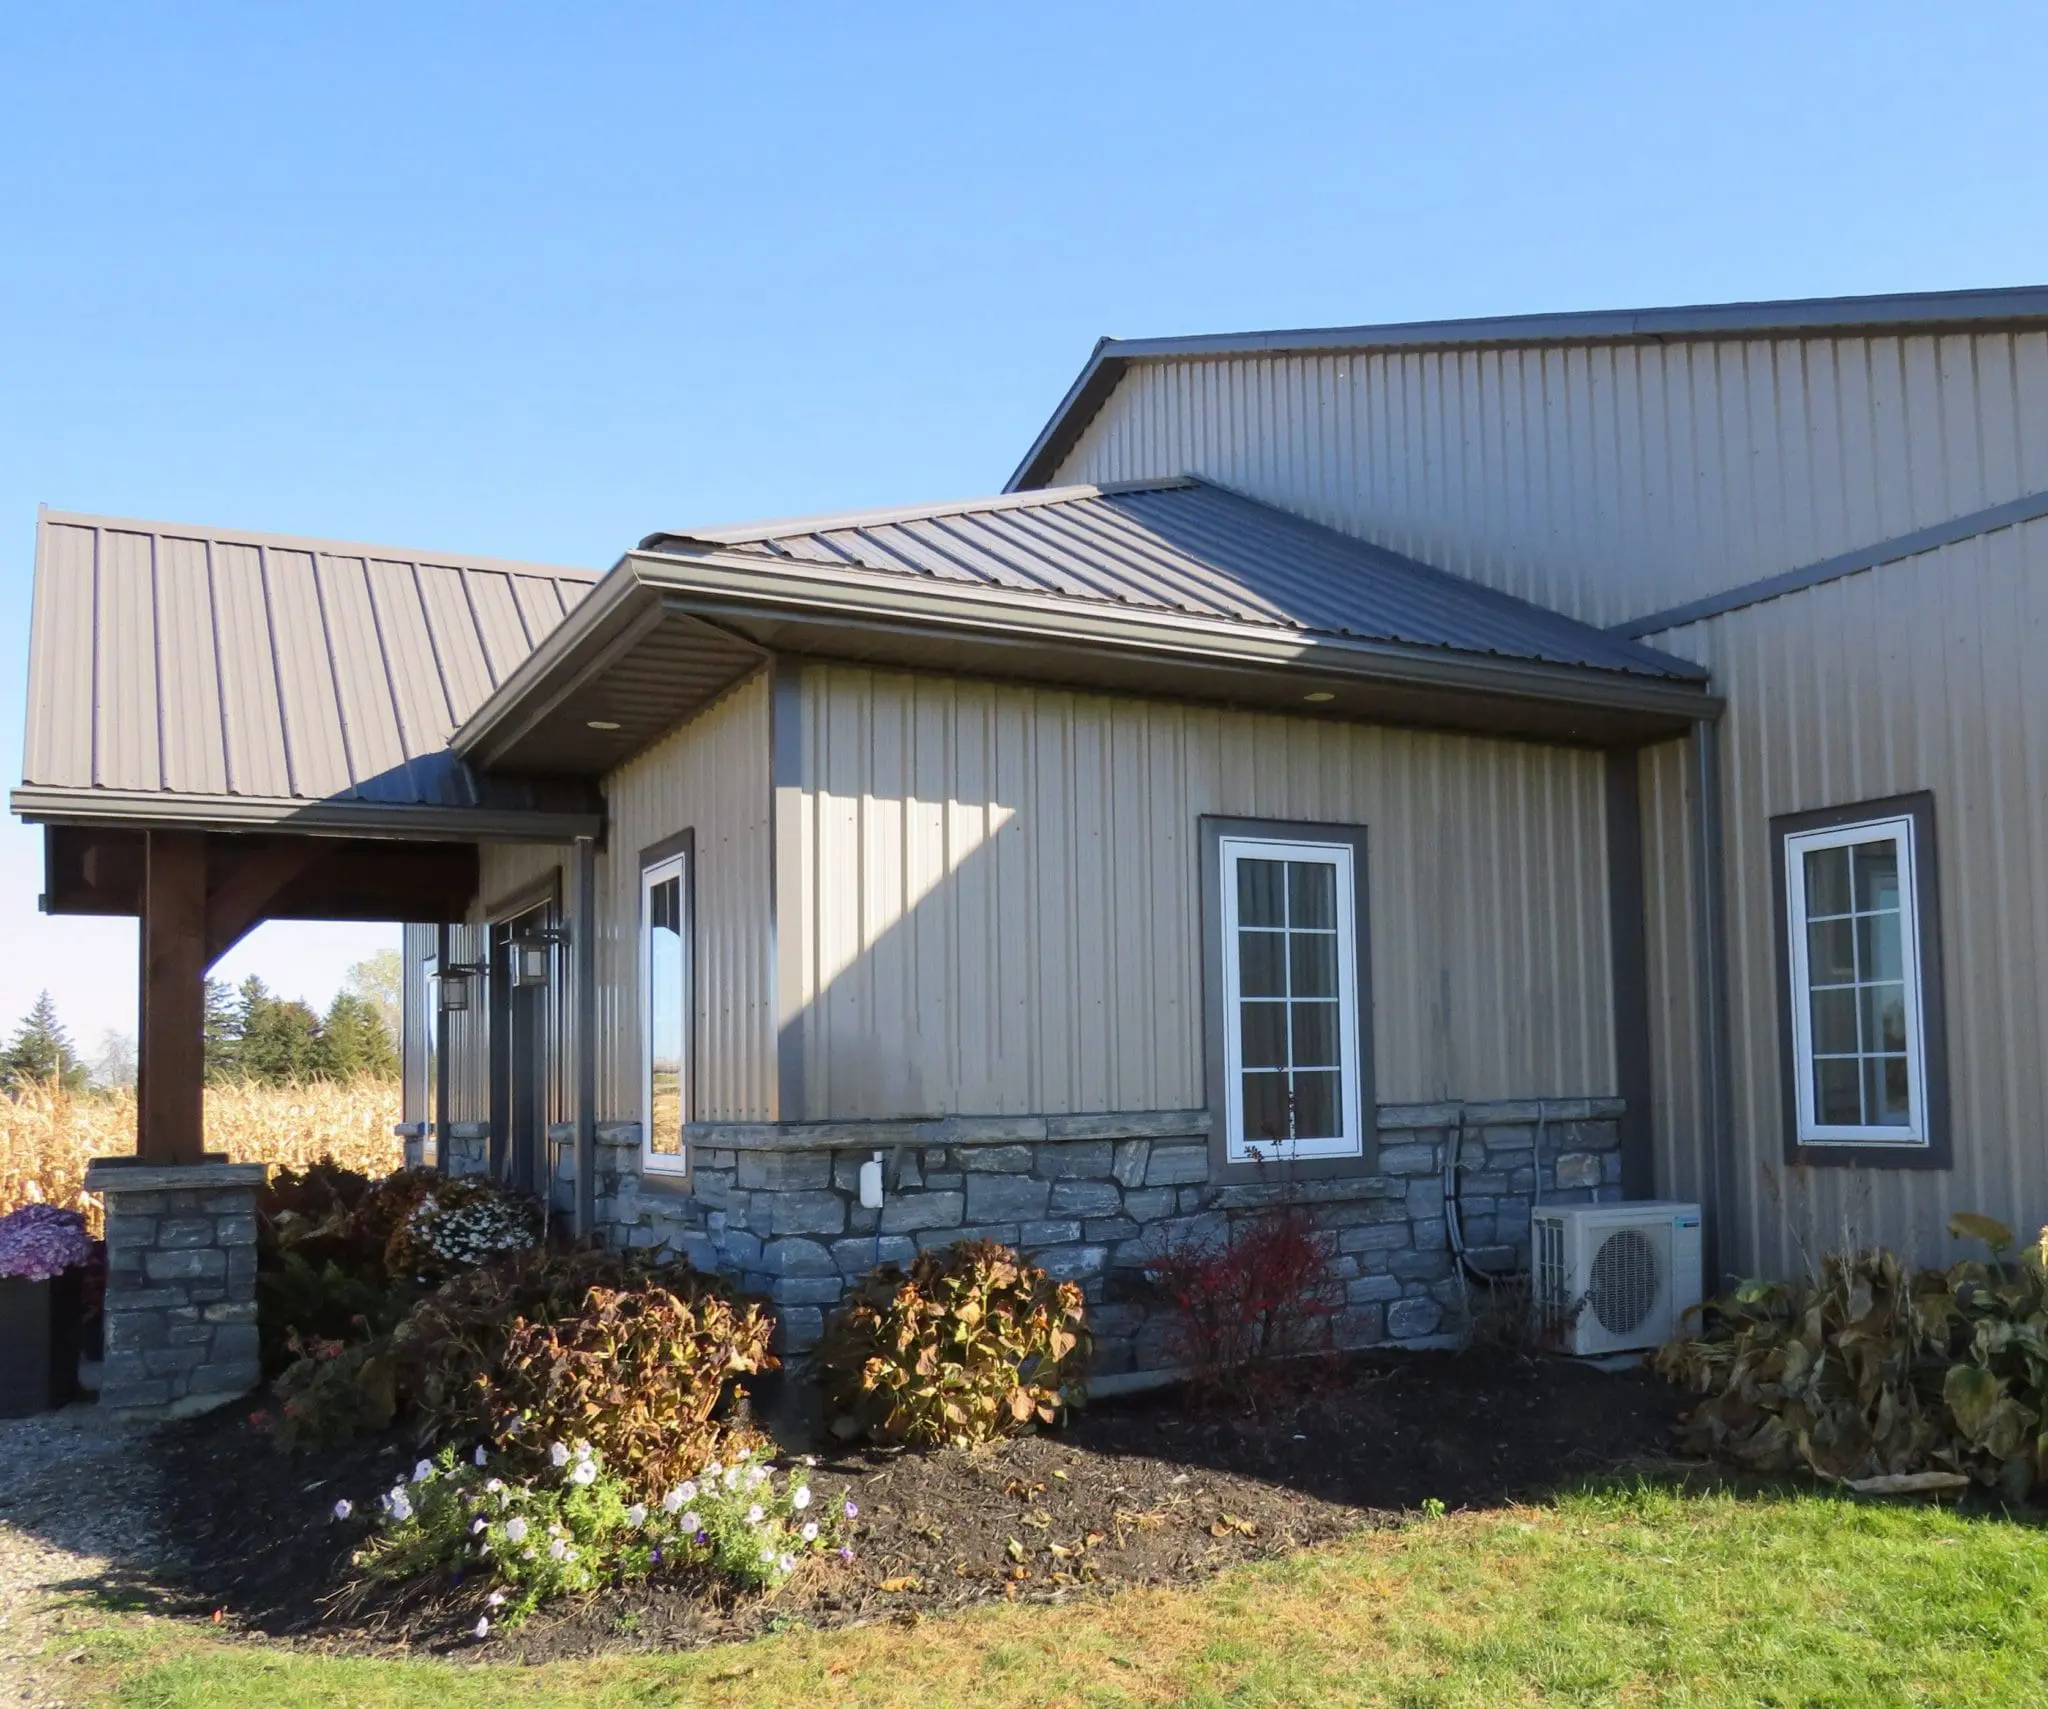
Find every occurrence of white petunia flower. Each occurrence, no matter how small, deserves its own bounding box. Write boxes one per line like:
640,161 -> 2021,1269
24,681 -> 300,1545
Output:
677,1480 -> 698,1504
549,1538 -> 570,1561
745,1504 -> 764,1525
487,1590 -> 506,1609
471,1518 -> 487,1534
413,1459 -> 435,1484
746,1465 -> 767,1489
778,1553 -> 795,1573
723,1467 -> 741,1490
386,1489 -> 414,1522
574,1440 -> 592,1462
549,1442 -> 570,1468
331,1499 -> 353,1521
680,1511 -> 701,1532
663,1487 -> 687,1513
703,1460 -> 723,1479
760,1544 -> 777,1564
473,1617 -> 490,1640
485,1478 -> 504,1495
570,1459 -> 598,1487
505,1516 -> 529,1543
626,1503 -> 647,1527
791,1486 -> 811,1510
474,1446 -> 488,1466
801,1522 -> 818,1542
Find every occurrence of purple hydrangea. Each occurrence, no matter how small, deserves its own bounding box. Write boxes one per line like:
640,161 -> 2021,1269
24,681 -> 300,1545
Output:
0,1205 -> 91,1282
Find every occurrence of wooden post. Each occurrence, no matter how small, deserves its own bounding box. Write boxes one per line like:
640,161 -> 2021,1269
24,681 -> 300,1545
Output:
139,831 -> 207,1165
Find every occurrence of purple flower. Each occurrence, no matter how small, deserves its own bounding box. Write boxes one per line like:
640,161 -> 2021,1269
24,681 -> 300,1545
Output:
0,1205 -> 90,1282
838,1546 -> 855,1563
843,1499 -> 859,1520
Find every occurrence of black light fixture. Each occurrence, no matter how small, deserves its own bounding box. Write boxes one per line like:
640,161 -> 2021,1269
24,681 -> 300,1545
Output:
510,926 -> 568,988
437,960 -> 486,1013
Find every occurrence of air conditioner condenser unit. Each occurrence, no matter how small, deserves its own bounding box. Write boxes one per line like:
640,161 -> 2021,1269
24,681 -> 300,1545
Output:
1531,1201 -> 1703,1356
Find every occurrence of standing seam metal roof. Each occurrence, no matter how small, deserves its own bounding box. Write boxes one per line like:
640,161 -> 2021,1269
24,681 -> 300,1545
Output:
645,478 -> 1704,682
20,510 -> 596,815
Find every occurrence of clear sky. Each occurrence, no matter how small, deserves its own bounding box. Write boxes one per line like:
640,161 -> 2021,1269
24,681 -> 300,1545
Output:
2,2 -> 2044,1051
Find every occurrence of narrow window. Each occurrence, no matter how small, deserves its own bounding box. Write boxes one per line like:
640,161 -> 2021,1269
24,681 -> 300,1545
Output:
641,852 -> 690,1174
1779,803 -> 1940,1151
1217,832 -> 1367,1163
418,948 -> 440,1165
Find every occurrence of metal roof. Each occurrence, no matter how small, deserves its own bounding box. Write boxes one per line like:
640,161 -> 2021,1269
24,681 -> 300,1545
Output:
1009,283 -> 2048,490
642,477 -> 1705,684
15,510 -> 604,838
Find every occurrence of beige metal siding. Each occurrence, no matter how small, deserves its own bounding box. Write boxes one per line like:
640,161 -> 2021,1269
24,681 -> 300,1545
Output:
401,921 -> 434,1127
1640,517 -> 2048,1275
596,671 -> 775,1122
1051,333 -> 2048,629
788,663 -> 1614,1120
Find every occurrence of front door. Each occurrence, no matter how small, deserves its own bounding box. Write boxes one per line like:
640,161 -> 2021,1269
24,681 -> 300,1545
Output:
489,901 -> 554,1202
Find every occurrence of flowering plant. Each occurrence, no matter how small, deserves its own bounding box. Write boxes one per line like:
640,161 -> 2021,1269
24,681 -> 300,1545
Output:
0,1204 -> 91,1282
344,1438 -> 852,1628
387,1180 -> 540,1280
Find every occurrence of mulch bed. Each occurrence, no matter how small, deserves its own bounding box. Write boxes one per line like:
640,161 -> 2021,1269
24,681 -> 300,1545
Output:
139,1349 -> 1686,1662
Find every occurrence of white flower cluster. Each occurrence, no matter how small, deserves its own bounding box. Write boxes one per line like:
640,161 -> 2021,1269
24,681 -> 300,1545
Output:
406,1191 -> 537,1269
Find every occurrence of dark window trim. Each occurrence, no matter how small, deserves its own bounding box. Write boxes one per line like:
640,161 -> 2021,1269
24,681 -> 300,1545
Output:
1770,791 -> 1949,1171
1200,814 -> 1377,1186
639,827 -> 697,1182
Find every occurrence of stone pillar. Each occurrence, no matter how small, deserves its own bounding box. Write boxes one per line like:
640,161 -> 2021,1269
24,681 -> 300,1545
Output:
84,1158 -> 264,1416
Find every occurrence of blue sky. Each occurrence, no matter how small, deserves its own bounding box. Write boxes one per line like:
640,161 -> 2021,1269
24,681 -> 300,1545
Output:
3,2 -> 2045,1050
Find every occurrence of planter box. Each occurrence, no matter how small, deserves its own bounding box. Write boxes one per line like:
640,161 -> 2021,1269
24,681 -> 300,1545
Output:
0,1270 -> 83,1417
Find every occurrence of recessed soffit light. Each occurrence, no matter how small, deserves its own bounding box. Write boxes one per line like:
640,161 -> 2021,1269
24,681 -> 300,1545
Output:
1303,691 -> 1336,703
586,719 -> 622,731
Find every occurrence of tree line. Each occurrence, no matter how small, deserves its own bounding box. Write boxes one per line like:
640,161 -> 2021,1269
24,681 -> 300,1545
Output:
0,951 -> 402,1094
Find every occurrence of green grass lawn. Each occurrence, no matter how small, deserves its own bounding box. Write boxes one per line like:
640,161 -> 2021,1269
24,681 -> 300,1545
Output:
42,1481 -> 2048,1708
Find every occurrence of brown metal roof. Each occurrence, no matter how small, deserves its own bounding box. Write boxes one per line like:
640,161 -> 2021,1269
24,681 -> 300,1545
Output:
15,510 -> 604,838
641,478 -> 1705,683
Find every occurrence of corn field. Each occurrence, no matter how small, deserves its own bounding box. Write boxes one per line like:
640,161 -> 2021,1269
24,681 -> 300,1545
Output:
0,1078 -> 403,1233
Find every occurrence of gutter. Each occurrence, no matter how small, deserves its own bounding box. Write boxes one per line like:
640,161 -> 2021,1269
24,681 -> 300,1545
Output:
8,788 -> 604,843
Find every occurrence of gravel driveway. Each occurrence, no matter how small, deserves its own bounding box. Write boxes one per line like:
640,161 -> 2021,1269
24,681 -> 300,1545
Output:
0,1407 -> 162,1708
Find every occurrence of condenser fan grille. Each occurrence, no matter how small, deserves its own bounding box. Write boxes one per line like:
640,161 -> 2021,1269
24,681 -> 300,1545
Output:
1587,1228 -> 1660,1334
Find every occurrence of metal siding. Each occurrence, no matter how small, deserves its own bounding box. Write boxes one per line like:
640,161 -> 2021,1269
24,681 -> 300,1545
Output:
210,542 -> 293,799
793,664 -> 1615,1120
1050,331 -> 2048,630
1640,518 -> 2048,1275
94,530 -> 160,792
401,921 -> 433,1126
154,536 -> 228,796
23,523 -> 97,790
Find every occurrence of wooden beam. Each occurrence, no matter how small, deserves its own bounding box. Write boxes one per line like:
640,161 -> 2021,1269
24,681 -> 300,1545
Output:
139,831 -> 207,1165
204,841 -> 326,967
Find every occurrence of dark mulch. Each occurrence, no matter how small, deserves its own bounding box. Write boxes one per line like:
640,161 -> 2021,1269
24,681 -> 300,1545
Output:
138,1348 -> 1685,1662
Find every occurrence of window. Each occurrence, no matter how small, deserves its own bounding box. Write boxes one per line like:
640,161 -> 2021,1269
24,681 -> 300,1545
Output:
417,947 -> 440,1165
1774,794 -> 1947,1162
641,846 -> 692,1174
1208,822 -> 1372,1168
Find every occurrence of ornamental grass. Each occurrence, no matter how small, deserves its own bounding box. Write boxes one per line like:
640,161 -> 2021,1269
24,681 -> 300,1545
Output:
0,1077 -> 403,1234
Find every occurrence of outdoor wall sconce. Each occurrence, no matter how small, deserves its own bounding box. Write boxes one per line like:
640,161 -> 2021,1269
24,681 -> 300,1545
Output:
437,961 -> 485,1013
510,928 -> 567,989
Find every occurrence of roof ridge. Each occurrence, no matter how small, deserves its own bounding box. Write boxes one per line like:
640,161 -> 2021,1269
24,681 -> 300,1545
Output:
638,477 -> 1194,553
37,509 -> 598,583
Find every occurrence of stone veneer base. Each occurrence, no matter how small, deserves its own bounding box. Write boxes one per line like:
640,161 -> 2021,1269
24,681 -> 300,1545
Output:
550,1098 -> 1626,1367
83,1157 -> 265,1417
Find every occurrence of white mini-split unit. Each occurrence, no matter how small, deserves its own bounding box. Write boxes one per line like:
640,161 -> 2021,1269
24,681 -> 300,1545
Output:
1531,1201 -> 1703,1356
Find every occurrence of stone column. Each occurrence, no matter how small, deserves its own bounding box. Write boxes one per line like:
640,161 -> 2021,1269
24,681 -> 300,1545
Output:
84,1158 -> 264,1417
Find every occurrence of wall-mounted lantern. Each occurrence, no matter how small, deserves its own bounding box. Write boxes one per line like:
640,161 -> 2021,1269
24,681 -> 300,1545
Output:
510,928 -> 567,989
438,961 -> 485,1013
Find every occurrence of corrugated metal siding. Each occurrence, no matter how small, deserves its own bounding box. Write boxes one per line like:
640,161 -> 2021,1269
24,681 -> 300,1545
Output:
22,512 -> 594,808
595,671 -> 774,1122
1050,333 -> 2048,629
790,663 -> 1615,1119
445,672 -> 776,1133
1640,517 -> 2048,1275
401,922 -> 434,1127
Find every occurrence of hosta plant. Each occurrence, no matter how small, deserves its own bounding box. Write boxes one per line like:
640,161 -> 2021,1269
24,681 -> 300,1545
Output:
819,1239 -> 1089,1447
344,1438 -> 852,1629
1655,1212 -> 2048,1499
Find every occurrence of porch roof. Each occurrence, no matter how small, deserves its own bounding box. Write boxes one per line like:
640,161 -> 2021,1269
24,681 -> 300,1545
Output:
456,479 -> 1716,773
12,510 -> 605,840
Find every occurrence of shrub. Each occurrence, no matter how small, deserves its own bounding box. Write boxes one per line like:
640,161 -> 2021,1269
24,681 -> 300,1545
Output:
274,1332 -> 401,1449
397,1246 -> 775,1485
819,1239 -> 1089,1447
1655,1213 -> 2048,1500
345,1438 -> 850,1628
1145,1203 -> 1340,1398
384,1176 -> 541,1281
0,1202 -> 91,1280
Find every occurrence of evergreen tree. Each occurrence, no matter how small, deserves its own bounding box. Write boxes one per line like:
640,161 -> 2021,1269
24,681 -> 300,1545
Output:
1,992 -> 89,1092
203,978 -> 243,1084
318,991 -> 400,1082
236,977 -> 322,1085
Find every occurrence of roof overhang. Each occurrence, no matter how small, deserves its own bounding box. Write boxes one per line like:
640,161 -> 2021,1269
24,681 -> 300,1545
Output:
1009,284 -> 2048,491
9,786 -> 602,843
454,546 -> 1721,774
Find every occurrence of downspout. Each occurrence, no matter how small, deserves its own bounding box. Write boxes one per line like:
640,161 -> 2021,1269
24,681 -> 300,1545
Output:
573,834 -> 599,1242
1690,717 -> 1737,1287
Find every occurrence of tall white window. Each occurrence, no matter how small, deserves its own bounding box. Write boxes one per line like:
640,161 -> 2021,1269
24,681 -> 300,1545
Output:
1783,813 -> 1929,1146
1219,835 -> 1365,1161
641,852 -> 690,1173
417,948 -> 440,1163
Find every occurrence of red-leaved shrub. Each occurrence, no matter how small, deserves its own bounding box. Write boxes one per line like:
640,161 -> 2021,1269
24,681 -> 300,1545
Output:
1146,1205 -> 1340,1398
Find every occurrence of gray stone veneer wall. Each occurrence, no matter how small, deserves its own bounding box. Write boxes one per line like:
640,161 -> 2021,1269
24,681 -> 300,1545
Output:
444,1122 -> 491,1179
545,1101 -> 1624,1367
82,1158 -> 265,1416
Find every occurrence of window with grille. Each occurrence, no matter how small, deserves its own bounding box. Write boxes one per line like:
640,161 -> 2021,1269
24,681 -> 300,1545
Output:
1218,834 -> 1366,1162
